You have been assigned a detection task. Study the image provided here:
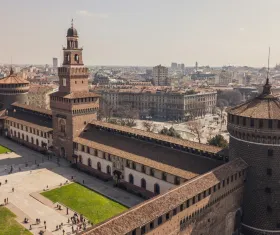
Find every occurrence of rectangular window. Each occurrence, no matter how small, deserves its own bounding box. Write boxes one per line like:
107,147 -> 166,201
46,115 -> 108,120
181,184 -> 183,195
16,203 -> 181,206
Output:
141,226 -> 146,235
259,119 -> 263,128
180,204 -> 184,211
269,120 -> 273,129
158,216 -> 162,225
150,222 -> 154,230
166,213 -> 170,220
250,119 -> 254,127
268,149 -> 273,156
192,197 -> 195,204
186,200 -> 190,208
267,168 -> 272,176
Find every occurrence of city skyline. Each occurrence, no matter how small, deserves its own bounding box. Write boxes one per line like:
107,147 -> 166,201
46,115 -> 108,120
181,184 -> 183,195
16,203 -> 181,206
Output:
1,0 -> 280,67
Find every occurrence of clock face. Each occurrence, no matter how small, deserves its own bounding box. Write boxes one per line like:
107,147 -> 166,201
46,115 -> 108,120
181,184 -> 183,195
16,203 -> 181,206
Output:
62,78 -> 66,86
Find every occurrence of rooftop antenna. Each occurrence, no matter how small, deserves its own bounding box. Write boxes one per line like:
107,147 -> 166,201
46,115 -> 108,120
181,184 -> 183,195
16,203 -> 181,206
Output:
262,47 -> 272,95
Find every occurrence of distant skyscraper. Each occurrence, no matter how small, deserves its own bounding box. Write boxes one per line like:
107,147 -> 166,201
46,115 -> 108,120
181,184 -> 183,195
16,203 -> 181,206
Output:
181,63 -> 185,71
152,65 -> 169,86
195,61 -> 198,72
53,57 -> 58,70
171,62 -> 177,70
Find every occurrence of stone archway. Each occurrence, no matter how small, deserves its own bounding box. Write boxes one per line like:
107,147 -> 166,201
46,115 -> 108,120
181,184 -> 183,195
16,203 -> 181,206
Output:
60,147 -> 66,158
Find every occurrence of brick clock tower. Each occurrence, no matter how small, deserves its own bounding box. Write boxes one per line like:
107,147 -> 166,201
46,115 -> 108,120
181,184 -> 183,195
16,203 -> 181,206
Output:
50,21 -> 99,161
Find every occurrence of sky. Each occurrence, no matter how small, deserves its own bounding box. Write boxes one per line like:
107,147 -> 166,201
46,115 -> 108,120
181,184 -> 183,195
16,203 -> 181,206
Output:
1,0 -> 280,67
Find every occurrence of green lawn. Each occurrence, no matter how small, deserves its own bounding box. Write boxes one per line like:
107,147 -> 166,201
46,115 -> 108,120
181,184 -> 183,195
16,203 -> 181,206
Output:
41,183 -> 128,224
0,145 -> 11,154
0,207 -> 31,235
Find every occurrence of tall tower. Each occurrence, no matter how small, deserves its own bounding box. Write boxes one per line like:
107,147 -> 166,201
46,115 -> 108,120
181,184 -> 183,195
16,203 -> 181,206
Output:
227,76 -> 280,234
50,21 -> 99,161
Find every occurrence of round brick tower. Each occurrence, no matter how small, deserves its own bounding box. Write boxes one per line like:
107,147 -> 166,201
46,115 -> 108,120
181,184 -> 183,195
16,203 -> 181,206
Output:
0,68 -> 29,110
227,78 -> 280,235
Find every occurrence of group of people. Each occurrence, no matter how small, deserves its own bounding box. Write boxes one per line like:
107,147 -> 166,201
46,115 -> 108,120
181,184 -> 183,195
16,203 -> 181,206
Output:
0,179 -> 8,187
3,197 -> 8,205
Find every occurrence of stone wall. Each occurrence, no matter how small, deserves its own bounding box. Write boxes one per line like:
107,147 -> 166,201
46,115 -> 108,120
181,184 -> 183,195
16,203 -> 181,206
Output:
229,136 -> 280,232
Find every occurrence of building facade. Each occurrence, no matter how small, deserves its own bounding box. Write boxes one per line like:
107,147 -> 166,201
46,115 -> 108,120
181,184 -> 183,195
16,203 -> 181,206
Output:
100,89 -> 217,120
152,65 -> 170,86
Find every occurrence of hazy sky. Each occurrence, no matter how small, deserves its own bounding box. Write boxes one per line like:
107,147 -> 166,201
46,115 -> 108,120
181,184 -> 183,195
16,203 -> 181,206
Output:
1,0 -> 280,67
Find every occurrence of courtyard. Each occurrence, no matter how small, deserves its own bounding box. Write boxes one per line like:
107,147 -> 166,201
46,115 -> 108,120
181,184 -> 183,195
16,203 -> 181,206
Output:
0,137 -> 142,234
0,144 -> 11,154
41,183 -> 128,224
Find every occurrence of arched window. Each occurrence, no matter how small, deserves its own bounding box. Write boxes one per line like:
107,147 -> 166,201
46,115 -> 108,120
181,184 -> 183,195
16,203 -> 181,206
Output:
17,132 -> 20,138
74,54 -> 79,62
97,162 -> 101,171
88,158 -> 92,167
129,174 -> 134,184
79,155 -> 82,163
36,139 -> 39,146
141,178 -> 146,189
107,165 -> 111,175
26,135 -> 29,142
154,183 -> 160,195
31,137 -> 34,144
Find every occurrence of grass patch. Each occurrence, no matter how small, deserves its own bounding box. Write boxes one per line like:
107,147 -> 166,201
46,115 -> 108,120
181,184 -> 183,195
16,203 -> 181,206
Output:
0,207 -> 31,235
41,183 -> 128,224
0,145 -> 11,154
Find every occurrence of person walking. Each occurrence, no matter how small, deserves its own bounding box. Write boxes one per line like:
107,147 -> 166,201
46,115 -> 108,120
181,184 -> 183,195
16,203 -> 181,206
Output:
12,187 -> 14,192
4,198 -> 6,205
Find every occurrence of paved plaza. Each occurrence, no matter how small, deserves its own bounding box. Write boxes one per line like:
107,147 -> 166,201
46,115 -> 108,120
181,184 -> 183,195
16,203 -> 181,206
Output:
0,137 -> 143,235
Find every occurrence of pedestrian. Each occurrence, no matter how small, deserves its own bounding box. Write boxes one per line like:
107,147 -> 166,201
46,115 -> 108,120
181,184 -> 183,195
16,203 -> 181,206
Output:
46,185 -> 48,189
67,207 -> 69,215
29,224 -> 32,230
56,225 -> 58,231
63,229 -> 65,234
5,179 -> 7,184
45,225 -> 46,230
4,198 -> 6,204
12,187 -> 14,192
7,198 -> 8,203
44,221 -> 46,225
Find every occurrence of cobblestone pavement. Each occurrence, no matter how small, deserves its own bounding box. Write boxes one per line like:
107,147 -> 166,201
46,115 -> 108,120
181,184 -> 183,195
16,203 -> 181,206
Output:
0,137 -> 143,234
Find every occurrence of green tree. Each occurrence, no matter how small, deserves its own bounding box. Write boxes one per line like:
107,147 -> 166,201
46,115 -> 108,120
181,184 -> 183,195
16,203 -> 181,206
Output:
159,127 -> 181,139
208,134 -> 228,148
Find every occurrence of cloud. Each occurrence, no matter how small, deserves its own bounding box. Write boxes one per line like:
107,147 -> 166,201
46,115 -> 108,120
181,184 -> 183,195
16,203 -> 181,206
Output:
76,10 -> 108,19
239,27 -> 245,31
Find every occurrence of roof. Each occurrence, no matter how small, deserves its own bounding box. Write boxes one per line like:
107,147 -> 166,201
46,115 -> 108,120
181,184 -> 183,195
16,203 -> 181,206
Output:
90,120 -> 222,154
81,158 -> 248,235
11,102 -> 52,116
74,135 -> 198,180
51,91 -> 100,99
5,116 -> 52,132
227,93 -> 280,119
0,72 -> 29,85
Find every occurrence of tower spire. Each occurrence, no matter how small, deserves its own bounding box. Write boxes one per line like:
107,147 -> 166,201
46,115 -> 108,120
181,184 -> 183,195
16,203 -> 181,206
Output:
262,47 -> 272,95
71,18 -> 73,28
10,56 -> 14,75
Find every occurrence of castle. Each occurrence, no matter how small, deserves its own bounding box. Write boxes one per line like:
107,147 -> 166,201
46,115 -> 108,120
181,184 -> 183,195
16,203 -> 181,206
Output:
0,23 -> 278,235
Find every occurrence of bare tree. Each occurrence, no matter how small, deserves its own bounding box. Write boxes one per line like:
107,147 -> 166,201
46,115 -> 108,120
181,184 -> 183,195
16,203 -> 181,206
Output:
142,121 -> 156,132
115,105 -> 139,127
216,99 -> 229,129
186,120 -> 203,143
98,98 -> 115,121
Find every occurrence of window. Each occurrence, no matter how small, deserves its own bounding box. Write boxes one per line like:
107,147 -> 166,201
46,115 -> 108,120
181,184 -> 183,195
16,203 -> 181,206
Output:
259,119 -> 263,128
162,172 -> 167,181
250,119 -> 254,127
166,212 -> 170,220
63,78 -> 66,86
154,183 -> 160,195
268,149 -> 273,156
132,162 -> 136,170
267,168 -> 272,176
88,158 -> 92,167
129,174 -> 134,184
180,204 -> 184,211
192,197 -> 195,204
173,208 -> 177,216
141,178 -> 146,189
141,226 -> 145,235
141,165 -> 145,173
265,187 -> 271,193
132,229 -> 136,235
186,200 -> 190,208
150,168 -> 154,176
150,222 -> 154,230
269,120 -> 273,129
158,216 -> 162,225
267,205 -> 272,213
243,117 -> 246,126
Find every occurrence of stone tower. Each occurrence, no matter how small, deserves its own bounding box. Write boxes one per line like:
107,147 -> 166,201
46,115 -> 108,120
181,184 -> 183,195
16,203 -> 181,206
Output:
227,77 -> 280,234
50,21 -> 99,161
0,68 -> 29,110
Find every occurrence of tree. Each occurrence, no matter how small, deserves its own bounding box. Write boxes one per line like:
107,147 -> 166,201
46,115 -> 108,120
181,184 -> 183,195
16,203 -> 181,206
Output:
216,99 -> 229,129
208,134 -> 228,148
142,121 -> 156,132
217,90 -> 242,106
186,120 -> 203,143
159,127 -> 181,139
